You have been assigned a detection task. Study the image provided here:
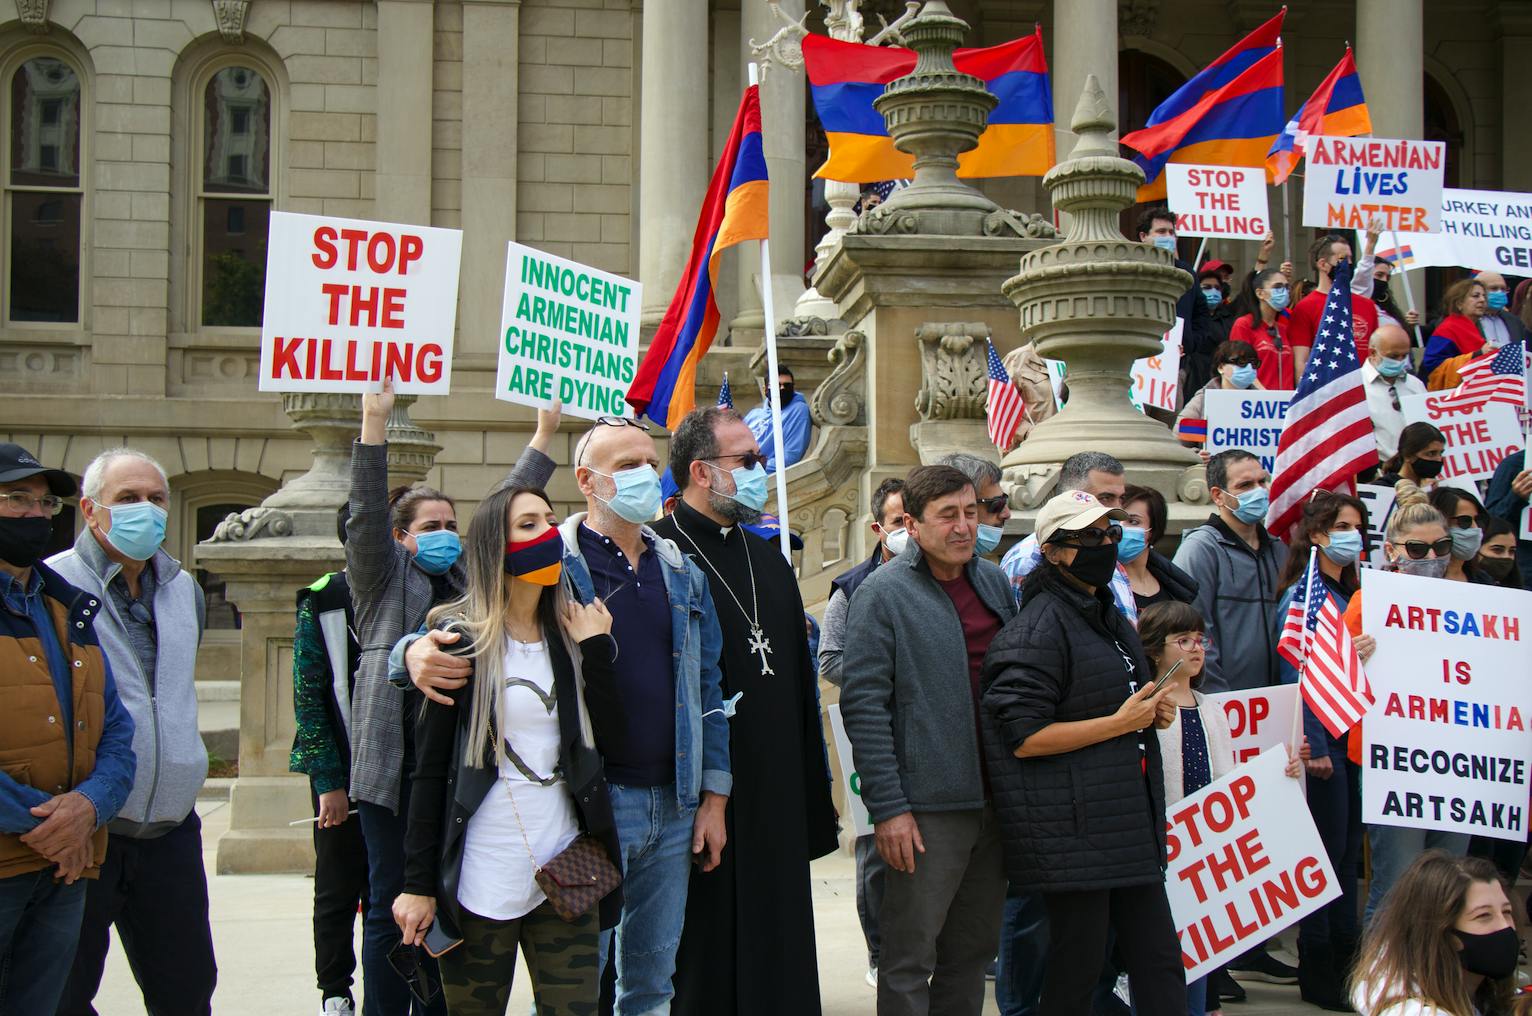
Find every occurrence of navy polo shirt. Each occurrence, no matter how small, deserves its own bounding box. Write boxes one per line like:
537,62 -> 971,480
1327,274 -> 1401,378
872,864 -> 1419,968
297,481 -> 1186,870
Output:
577,523 -> 675,787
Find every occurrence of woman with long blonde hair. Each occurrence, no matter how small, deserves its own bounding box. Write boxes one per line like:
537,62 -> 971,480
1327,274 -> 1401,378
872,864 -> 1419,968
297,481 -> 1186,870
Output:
393,484 -> 623,1015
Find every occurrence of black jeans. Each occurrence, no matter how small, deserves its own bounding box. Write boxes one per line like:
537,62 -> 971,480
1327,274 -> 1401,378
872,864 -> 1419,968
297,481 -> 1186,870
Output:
357,782 -> 447,1016
313,790 -> 371,1002
57,811 -> 217,1016
1040,883 -> 1184,1016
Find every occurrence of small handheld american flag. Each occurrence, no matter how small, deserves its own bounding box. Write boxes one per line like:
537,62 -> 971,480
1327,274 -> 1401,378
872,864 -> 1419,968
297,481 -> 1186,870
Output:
716,371 -> 733,410
1435,339 -> 1526,412
985,341 -> 1027,452
1277,547 -> 1373,738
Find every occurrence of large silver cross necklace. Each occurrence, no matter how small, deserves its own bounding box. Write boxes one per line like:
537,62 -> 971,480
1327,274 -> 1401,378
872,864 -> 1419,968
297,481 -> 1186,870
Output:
672,516 -> 774,676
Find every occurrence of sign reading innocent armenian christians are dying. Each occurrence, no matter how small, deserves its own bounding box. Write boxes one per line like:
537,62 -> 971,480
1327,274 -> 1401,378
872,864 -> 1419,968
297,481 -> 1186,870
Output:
259,212 -> 463,394
497,243 -> 641,421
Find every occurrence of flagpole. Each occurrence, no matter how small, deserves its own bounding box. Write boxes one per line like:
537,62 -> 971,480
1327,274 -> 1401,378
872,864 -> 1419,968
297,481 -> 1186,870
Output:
1291,545 -> 1318,756
1281,180 -> 1295,278
1388,229 -> 1427,351
1192,236 -> 1208,272
749,62 -> 793,562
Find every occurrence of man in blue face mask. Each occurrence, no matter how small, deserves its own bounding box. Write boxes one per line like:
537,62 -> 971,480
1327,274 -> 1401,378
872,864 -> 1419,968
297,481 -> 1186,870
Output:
1361,324 -> 1426,463
937,453 -> 1010,561
47,449 -> 217,1015
1139,206 -> 1224,396
1473,271 -> 1528,351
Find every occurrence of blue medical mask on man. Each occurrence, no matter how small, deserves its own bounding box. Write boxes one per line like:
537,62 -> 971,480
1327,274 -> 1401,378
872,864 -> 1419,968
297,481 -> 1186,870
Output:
102,501 -> 167,561
708,461 -> 769,512
1151,235 -> 1177,255
1220,486 -> 1270,525
1203,288 -> 1223,308
588,465 -> 664,523
412,529 -> 461,575
1487,289 -> 1509,311
1375,356 -> 1408,379
974,524 -> 1003,556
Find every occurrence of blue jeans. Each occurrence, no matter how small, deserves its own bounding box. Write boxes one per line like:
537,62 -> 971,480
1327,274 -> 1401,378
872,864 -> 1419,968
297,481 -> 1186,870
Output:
0,867 -> 87,1015
996,886 -> 1049,1016
357,786 -> 447,1016
605,783 -> 695,1016
1365,824 -> 1470,925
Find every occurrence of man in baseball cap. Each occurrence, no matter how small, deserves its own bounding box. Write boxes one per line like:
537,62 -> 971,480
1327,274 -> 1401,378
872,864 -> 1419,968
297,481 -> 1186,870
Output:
0,442 -> 77,497
1035,488 -> 1129,555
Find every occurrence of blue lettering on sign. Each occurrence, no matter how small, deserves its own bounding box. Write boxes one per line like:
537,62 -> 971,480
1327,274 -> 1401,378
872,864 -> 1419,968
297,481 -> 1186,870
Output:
1239,399 -> 1291,421
1334,169 -> 1412,196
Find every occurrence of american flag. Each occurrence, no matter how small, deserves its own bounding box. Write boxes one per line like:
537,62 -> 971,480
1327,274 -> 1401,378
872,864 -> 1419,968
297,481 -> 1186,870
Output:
985,341 -> 1027,452
1266,259 -> 1377,540
1277,548 -> 1372,738
1434,339 -> 1527,412
717,371 -> 733,410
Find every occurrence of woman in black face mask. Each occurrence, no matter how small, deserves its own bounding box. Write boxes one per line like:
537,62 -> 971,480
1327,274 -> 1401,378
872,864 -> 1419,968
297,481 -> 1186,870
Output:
980,490 -> 1186,1016
1351,851 -> 1516,1016
1378,422 -> 1447,489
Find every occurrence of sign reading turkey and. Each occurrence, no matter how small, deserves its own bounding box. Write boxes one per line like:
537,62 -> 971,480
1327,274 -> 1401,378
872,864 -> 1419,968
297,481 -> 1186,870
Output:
259,211 -> 464,394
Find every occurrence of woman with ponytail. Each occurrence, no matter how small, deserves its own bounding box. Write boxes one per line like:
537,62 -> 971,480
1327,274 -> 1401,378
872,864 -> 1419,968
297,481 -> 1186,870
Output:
394,485 -> 623,1015
1377,423 -> 1446,490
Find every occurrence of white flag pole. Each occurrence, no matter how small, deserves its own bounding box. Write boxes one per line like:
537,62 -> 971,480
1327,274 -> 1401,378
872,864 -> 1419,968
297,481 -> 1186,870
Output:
1290,546 -> 1318,756
1388,229 -> 1426,351
748,62 -> 792,562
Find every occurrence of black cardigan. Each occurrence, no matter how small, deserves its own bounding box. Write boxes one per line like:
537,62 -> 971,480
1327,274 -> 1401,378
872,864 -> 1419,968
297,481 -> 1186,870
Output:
403,629 -> 625,935
981,564 -> 1168,892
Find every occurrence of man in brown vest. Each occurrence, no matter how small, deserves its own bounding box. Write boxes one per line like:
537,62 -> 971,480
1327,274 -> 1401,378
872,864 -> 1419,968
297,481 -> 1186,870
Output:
0,443 -> 136,1015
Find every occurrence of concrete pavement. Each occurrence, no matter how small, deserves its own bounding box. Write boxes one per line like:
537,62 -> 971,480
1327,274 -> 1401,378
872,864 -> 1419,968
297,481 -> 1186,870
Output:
97,801 -> 1322,1014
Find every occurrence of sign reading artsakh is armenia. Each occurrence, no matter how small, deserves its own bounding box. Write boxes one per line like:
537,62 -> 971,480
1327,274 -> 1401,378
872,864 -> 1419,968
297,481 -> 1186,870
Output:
259,211 -> 464,394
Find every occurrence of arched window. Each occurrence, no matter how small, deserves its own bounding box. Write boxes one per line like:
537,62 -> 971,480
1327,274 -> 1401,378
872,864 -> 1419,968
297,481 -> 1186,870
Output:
1118,50 -> 1188,241
196,62 -> 272,328
3,51 -> 84,324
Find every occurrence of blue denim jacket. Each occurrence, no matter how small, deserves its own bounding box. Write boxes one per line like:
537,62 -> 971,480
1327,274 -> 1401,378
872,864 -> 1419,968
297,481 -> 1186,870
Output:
389,514 -> 732,811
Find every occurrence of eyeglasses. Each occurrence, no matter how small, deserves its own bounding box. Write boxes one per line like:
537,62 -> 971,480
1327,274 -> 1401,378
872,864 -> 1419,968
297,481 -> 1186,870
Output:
1397,538 -> 1453,560
707,451 -> 768,471
386,941 -> 440,1007
577,416 -> 650,465
976,492 -> 1010,516
0,491 -> 65,516
1166,634 -> 1212,652
1051,524 -> 1123,548
1448,514 -> 1485,531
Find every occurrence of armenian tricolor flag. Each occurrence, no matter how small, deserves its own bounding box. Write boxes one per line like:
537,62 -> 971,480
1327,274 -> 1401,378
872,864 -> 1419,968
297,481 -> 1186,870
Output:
1266,48 -> 1371,185
1176,418 -> 1209,444
626,87 -> 768,429
804,28 -> 1054,184
1143,10 -> 1282,126
1375,245 -> 1415,268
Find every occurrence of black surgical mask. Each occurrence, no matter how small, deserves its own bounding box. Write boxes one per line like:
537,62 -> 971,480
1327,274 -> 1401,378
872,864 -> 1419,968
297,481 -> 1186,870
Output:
1411,457 -> 1444,479
0,516 -> 54,568
779,385 -> 795,403
1061,542 -> 1119,589
1375,280 -> 1392,304
1478,556 -> 1517,581
1453,925 -> 1519,980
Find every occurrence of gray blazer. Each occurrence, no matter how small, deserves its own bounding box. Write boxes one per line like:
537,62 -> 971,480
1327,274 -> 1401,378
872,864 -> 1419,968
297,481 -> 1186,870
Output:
346,439 -> 555,811
839,541 -> 1017,824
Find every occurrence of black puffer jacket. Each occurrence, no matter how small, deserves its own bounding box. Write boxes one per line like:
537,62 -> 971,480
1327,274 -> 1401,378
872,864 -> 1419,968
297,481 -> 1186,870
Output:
980,563 -> 1167,892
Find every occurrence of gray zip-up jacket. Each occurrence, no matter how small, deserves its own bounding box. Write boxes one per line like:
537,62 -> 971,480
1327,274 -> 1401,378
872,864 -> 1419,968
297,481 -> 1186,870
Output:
48,530 -> 207,837
840,541 -> 1016,824
1172,515 -> 1289,693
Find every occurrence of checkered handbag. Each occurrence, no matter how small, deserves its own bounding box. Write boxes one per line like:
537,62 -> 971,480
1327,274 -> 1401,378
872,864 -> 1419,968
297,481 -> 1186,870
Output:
533,834 -> 622,923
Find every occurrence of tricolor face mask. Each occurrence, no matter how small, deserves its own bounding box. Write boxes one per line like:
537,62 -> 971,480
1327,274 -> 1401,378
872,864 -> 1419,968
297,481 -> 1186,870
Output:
505,526 -> 564,586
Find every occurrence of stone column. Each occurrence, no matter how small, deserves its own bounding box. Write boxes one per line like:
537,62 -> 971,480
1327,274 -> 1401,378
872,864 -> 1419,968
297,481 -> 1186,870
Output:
734,0 -> 808,336
1496,3 -> 1532,190
1052,0 -> 1117,150
374,0 -> 434,223
458,0 -> 522,357
637,0 -> 710,327
1357,0 -> 1423,140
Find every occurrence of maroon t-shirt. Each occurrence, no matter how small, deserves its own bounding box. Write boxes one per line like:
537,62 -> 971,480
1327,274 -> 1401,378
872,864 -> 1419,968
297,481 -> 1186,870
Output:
937,572 -> 1004,794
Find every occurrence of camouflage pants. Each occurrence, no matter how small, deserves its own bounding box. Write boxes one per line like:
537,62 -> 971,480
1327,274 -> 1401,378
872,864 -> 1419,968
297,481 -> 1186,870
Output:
438,901 -> 599,1015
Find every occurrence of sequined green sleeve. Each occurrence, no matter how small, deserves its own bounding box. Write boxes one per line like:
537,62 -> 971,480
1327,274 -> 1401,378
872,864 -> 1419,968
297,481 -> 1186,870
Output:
290,595 -> 348,795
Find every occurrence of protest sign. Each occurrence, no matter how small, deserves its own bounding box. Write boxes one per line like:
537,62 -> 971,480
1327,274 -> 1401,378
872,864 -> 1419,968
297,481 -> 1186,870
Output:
259,212 -> 463,394
1356,483 -> 1397,568
1168,165 -> 1270,241
1130,319 -> 1183,412
1167,746 -> 1340,982
496,243 -> 641,421
1203,389 -> 1293,474
1400,392 -> 1521,483
1361,569 -> 1532,841
827,705 -> 872,838
1205,686 -> 1301,765
1391,188 -> 1532,272
1303,137 -> 1446,233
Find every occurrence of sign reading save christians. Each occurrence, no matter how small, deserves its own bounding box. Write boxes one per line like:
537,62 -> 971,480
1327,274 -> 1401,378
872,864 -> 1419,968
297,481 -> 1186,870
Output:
1302,136 -> 1446,233
497,243 -> 641,421
1166,747 -> 1340,983
1167,165 -> 1269,241
259,212 -> 463,394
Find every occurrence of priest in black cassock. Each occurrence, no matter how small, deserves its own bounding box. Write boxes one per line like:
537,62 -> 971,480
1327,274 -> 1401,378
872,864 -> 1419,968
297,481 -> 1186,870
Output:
653,406 -> 839,1016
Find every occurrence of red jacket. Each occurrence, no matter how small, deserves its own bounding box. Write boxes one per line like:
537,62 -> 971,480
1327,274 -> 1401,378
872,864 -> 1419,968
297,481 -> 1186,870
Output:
1229,312 -> 1295,390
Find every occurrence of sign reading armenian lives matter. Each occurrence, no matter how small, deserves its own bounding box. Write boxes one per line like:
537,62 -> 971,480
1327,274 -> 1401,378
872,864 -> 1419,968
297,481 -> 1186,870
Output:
827,705 -> 873,838
1399,391 -> 1522,483
1392,188 -> 1532,272
1302,137 -> 1446,233
259,212 -> 463,394
1361,570 -> 1532,841
1203,390 -> 1294,474
1167,165 -> 1270,241
1166,747 -> 1340,983
1204,686 -> 1301,765
496,243 -> 641,421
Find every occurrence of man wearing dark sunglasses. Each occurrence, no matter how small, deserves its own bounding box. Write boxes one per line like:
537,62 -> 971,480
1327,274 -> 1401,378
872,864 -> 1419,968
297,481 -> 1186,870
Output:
939,454 -> 1011,561
742,366 -> 812,472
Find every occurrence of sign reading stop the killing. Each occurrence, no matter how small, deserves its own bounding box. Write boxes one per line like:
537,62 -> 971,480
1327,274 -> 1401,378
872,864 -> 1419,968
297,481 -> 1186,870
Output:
1167,747 -> 1340,983
1399,392 -> 1521,483
1204,686 -> 1300,765
1167,165 -> 1270,241
259,212 -> 463,394
1302,136 -> 1446,233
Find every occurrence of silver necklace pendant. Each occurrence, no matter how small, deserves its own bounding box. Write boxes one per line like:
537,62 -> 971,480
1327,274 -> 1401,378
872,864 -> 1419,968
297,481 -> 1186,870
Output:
749,625 -> 774,676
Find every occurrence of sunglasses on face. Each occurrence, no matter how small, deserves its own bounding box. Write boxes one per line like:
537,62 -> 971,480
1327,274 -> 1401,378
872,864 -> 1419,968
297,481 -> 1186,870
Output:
976,493 -> 1010,515
1051,524 -> 1123,548
1223,357 -> 1258,368
1448,514 -> 1485,531
387,940 -> 440,1006
708,451 -> 768,471
1397,538 -> 1453,560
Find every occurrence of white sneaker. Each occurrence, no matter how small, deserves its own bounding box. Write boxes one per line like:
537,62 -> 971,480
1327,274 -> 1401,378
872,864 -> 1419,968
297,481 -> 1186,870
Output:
866,966 -> 878,988
321,998 -> 355,1016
